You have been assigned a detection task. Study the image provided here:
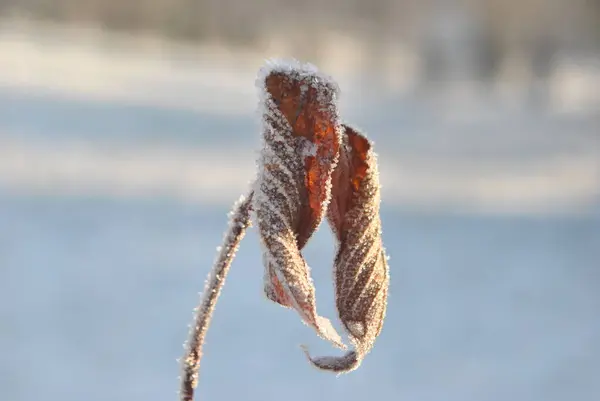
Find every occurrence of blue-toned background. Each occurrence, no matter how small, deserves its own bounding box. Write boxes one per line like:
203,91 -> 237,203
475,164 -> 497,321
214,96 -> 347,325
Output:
1,3 -> 599,400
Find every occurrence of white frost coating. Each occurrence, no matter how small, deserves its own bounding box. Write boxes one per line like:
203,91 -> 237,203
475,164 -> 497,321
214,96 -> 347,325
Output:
300,138 -> 318,157
319,123 -> 345,216
255,58 -> 342,158
338,213 -> 379,270
346,321 -> 366,338
255,58 -> 340,101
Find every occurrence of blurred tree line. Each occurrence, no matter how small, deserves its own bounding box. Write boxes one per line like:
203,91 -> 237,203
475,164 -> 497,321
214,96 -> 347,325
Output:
1,0 -> 598,47
1,0 -> 599,86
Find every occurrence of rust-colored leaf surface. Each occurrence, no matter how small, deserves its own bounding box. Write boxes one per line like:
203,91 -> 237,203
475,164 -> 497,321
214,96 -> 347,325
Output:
264,70 -> 340,247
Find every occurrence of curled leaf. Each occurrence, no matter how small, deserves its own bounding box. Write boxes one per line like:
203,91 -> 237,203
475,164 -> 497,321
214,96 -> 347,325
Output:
304,124 -> 390,373
253,59 -> 345,349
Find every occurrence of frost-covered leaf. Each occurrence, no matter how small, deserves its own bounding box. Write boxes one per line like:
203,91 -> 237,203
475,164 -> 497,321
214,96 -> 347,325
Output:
303,125 -> 390,373
253,59 -> 345,349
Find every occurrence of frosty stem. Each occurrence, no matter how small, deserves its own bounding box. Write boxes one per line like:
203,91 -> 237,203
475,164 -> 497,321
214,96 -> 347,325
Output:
180,192 -> 253,401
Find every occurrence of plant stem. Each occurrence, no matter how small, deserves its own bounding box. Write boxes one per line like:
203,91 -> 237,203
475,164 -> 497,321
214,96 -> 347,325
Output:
180,192 -> 253,401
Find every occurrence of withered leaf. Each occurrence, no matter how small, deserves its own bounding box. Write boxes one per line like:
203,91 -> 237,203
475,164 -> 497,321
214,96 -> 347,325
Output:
303,124 -> 390,373
254,60 -> 345,349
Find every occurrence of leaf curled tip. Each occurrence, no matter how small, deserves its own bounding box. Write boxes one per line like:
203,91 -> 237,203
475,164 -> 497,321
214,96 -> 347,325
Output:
262,258 -> 347,350
300,344 -> 362,374
314,316 -> 348,350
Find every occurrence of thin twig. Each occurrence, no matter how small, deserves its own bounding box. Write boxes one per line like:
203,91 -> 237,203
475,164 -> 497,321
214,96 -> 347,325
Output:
180,192 -> 253,401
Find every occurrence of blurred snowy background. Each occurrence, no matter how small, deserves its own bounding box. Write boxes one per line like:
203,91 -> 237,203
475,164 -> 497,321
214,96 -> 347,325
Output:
1,1 -> 599,400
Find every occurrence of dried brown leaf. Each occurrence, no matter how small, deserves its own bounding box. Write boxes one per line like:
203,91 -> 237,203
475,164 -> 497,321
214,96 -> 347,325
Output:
254,60 -> 345,349
303,124 -> 390,373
